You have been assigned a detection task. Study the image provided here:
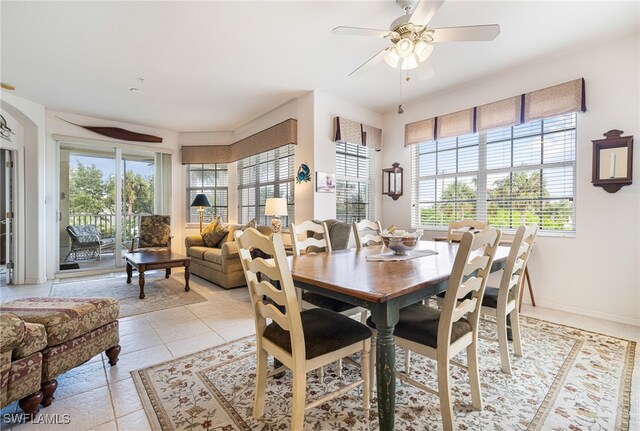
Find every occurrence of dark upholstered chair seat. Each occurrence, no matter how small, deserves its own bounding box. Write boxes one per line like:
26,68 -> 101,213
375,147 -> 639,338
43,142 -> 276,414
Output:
263,308 -> 371,359
366,303 -> 471,349
302,292 -> 358,313
437,286 -> 500,309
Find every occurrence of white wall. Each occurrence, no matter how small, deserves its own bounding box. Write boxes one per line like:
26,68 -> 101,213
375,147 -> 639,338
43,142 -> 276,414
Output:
1,93 -> 47,284
381,34 -> 640,325
45,110 -> 181,278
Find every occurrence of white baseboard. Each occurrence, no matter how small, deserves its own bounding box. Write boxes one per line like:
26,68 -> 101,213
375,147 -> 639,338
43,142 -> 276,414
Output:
534,299 -> 640,327
24,276 -> 47,285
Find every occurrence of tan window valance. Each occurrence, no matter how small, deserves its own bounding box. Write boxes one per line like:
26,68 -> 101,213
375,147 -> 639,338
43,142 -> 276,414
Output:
524,78 -> 586,122
476,96 -> 522,132
404,78 -> 586,146
362,124 -> 382,151
181,118 -> 297,164
437,109 -> 474,139
334,117 -> 363,145
404,118 -> 435,146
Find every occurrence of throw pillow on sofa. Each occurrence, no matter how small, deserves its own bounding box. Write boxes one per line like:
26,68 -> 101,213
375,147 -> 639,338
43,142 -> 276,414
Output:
241,218 -> 257,231
202,217 -> 228,247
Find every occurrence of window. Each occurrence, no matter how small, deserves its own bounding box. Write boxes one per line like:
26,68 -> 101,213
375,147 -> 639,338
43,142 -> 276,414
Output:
237,144 -> 295,226
412,113 -> 576,234
336,142 -> 374,223
186,164 -> 228,223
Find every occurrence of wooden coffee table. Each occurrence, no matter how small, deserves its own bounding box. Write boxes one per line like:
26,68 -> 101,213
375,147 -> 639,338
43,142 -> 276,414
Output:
123,250 -> 191,299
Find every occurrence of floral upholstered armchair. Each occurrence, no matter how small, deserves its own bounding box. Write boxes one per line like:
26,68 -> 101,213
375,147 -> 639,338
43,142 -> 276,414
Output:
130,215 -> 172,252
65,225 -> 116,262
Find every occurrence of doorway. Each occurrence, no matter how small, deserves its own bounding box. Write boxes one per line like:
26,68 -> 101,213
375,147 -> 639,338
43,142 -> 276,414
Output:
58,142 -> 170,274
1,149 -> 16,284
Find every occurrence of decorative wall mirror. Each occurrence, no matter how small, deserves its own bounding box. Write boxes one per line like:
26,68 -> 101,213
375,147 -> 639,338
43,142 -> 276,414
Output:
591,129 -> 633,193
382,162 -> 403,200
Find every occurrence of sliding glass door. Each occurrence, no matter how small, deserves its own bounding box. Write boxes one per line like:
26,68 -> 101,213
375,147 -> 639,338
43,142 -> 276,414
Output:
58,142 -> 170,273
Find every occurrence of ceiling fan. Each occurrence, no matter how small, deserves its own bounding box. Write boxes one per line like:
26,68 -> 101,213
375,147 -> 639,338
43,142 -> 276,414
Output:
332,0 -> 500,79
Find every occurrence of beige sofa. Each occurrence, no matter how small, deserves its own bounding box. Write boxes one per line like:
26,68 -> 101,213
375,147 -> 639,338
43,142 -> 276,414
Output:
185,223 -> 272,289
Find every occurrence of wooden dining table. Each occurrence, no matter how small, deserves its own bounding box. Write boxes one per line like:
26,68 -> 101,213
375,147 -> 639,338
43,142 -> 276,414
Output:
289,240 -> 510,431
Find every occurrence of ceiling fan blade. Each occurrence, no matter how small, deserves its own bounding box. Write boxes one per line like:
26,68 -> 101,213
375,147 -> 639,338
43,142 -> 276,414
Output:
410,0 -> 446,27
332,26 -> 397,39
349,48 -> 389,77
430,25 -> 500,43
417,62 -> 435,81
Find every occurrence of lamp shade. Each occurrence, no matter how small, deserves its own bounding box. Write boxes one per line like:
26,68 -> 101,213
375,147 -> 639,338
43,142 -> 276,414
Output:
265,197 -> 287,216
191,193 -> 211,207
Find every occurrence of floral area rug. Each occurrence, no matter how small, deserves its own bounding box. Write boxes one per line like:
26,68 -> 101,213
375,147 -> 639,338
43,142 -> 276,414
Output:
51,272 -> 207,318
132,316 -> 635,430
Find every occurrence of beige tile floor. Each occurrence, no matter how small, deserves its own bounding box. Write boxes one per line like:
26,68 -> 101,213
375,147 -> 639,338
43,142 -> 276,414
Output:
1,270 -> 638,431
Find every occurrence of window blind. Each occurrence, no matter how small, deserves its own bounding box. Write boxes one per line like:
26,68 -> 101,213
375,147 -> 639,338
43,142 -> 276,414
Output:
237,144 -> 295,226
336,142 -> 374,223
186,164 -> 228,223
411,113 -> 576,234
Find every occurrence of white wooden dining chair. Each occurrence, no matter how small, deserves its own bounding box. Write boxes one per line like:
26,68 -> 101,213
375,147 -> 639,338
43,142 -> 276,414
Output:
235,228 -> 371,430
352,219 -> 383,249
479,224 -> 538,374
290,220 -> 368,379
446,219 -> 488,243
368,227 -> 501,431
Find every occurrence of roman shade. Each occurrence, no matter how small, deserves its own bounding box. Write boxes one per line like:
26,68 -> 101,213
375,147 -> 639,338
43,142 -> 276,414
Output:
404,78 -> 586,146
362,124 -> 383,151
180,118 -> 297,164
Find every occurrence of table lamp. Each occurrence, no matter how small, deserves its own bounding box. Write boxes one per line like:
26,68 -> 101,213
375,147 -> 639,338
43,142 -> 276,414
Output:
191,193 -> 211,233
265,197 -> 287,233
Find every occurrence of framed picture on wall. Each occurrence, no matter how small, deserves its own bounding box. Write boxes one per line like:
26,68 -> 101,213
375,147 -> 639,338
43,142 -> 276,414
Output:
316,172 -> 335,193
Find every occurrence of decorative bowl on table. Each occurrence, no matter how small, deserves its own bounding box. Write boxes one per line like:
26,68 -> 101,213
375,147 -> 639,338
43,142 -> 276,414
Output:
381,229 -> 423,256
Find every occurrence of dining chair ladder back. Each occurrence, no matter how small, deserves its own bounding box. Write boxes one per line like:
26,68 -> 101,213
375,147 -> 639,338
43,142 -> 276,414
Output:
480,224 -> 538,374
370,227 -> 501,431
446,219 -> 488,243
353,219 -> 383,249
235,228 -> 371,430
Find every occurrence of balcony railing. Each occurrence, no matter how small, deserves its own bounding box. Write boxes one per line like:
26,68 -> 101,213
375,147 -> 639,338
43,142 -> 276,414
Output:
67,213 -> 147,245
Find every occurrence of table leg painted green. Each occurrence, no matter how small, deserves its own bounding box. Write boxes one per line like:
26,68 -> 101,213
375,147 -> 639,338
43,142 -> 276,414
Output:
371,301 -> 400,431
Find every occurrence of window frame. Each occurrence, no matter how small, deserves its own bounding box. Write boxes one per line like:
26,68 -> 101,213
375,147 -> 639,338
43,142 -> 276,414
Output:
237,144 -> 295,226
411,113 -> 577,236
335,141 -> 375,223
185,163 -> 229,224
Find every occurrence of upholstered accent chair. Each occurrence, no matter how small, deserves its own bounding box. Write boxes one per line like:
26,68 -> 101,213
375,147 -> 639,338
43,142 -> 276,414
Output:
479,224 -> 538,374
235,228 -> 371,430
352,219 -> 383,248
368,228 -> 501,431
0,313 -> 44,417
130,215 -> 172,252
446,219 -> 488,243
64,225 -> 116,262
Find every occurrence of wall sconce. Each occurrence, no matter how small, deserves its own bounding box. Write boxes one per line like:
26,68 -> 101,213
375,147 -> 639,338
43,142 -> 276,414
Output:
382,162 -> 403,200
591,129 -> 634,193
190,193 -> 211,233
265,197 -> 288,233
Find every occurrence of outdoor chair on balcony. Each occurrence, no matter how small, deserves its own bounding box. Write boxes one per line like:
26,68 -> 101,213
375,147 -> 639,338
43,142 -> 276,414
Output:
64,225 -> 116,262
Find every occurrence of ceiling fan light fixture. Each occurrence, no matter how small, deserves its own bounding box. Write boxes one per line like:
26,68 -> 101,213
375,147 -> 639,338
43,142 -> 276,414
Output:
395,38 -> 414,58
401,54 -> 418,70
384,49 -> 400,68
414,41 -> 434,62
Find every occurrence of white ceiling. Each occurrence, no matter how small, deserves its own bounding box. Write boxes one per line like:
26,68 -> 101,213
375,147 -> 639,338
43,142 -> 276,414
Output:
2,1 -> 638,132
